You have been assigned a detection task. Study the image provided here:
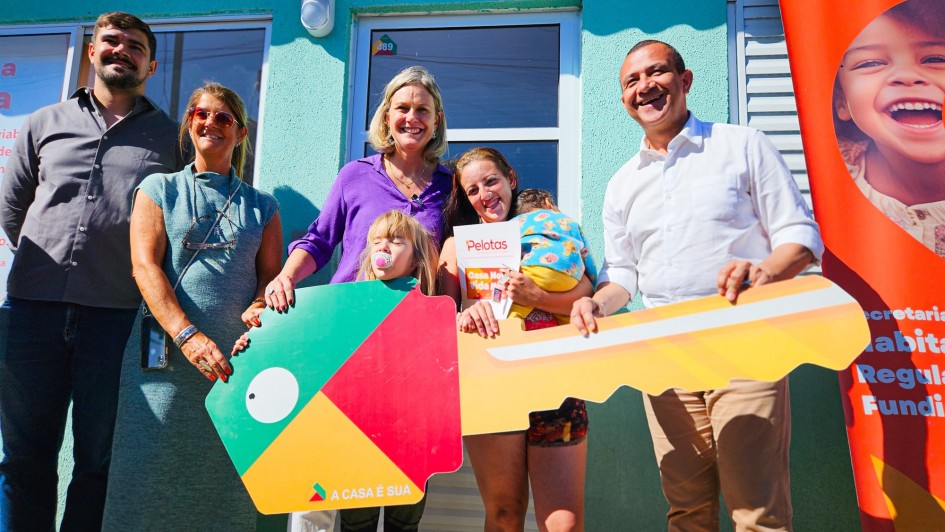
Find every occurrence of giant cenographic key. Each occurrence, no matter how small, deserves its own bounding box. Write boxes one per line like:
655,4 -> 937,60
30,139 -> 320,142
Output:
206,275 -> 870,513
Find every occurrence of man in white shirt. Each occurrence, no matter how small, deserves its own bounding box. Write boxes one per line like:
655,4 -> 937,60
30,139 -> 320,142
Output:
571,40 -> 823,531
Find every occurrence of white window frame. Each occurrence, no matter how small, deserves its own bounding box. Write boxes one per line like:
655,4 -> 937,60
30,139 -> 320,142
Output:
727,0 -> 744,125
0,15 -> 273,183
348,10 -> 583,218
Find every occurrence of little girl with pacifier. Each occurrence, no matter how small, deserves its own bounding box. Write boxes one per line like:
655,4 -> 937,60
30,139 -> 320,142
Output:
355,209 -> 439,296
231,209 -> 439,531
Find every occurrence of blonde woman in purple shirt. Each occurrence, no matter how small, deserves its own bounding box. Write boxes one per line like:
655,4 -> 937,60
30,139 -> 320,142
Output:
259,65 -> 450,532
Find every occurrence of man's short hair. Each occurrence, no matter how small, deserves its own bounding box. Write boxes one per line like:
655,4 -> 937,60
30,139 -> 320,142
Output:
627,40 -> 686,73
93,12 -> 157,61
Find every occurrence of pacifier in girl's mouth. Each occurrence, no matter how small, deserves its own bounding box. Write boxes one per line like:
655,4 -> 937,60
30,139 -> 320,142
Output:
372,252 -> 393,269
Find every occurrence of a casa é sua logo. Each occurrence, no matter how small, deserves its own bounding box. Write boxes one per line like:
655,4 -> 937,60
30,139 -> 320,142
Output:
309,481 -> 414,502
371,34 -> 397,56
309,482 -> 327,502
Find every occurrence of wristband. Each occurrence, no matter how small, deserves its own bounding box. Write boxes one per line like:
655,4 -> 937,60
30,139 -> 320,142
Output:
173,325 -> 199,348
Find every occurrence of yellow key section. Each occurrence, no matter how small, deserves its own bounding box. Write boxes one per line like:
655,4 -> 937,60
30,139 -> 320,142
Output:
242,392 -> 422,513
458,276 -> 870,435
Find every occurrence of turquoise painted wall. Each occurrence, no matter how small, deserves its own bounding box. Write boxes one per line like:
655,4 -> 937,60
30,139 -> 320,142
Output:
1,1 -> 858,530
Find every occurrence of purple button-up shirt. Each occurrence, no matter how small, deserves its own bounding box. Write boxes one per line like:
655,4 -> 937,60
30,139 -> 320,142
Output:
289,154 -> 451,284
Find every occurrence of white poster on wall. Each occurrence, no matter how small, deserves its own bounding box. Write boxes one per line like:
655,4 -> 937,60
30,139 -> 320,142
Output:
0,33 -> 70,301
453,221 -> 521,318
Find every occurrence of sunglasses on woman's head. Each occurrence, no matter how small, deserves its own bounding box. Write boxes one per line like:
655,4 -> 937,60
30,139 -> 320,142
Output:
188,106 -> 242,129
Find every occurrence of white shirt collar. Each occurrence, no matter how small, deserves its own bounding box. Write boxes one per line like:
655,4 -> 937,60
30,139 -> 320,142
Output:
637,112 -> 702,168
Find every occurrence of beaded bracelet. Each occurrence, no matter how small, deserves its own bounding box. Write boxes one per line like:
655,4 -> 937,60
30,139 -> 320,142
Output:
251,297 -> 266,305
173,325 -> 199,348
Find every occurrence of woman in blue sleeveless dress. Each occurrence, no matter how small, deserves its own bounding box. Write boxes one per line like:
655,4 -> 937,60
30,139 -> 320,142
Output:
102,83 -> 282,530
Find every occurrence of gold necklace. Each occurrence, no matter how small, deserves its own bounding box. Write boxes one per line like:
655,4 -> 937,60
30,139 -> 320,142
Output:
385,156 -> 429,190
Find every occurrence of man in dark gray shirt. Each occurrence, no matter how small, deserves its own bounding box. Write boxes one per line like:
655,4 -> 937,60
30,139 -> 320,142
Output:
0,12 -> 183,531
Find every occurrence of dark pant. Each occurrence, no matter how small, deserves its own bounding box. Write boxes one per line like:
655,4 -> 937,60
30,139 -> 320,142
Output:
339,495 -> 427,532
0,298 -> 136,531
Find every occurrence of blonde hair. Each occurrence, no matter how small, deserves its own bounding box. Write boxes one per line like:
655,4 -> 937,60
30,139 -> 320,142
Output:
357,211 -> 439,296
367,66 -> 447,163
179,82 -> 251,180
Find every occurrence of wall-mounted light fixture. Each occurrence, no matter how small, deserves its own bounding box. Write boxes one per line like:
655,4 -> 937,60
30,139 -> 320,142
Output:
301,0 -> 335,38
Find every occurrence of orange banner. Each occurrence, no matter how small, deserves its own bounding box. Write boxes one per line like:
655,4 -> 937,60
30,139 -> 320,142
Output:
779,0 -> 945,528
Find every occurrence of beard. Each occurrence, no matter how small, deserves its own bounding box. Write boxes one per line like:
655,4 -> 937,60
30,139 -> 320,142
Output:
94,57 -> 147,90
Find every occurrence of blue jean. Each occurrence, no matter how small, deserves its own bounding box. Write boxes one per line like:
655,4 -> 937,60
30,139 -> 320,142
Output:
0,298 -> 136,532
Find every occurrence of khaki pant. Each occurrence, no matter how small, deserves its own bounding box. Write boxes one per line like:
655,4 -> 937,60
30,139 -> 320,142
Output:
643,378 -> 792,532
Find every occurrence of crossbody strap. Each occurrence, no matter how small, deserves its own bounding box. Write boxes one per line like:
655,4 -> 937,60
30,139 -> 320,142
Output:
141,179 -> 240,316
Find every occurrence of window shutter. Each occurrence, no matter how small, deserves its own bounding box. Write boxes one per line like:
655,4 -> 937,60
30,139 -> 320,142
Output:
732,0 -> 811,205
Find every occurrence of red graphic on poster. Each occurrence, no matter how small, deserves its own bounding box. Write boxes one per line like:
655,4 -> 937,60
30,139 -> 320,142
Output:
780,0 -> 945,528
464,267 -> 503,300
